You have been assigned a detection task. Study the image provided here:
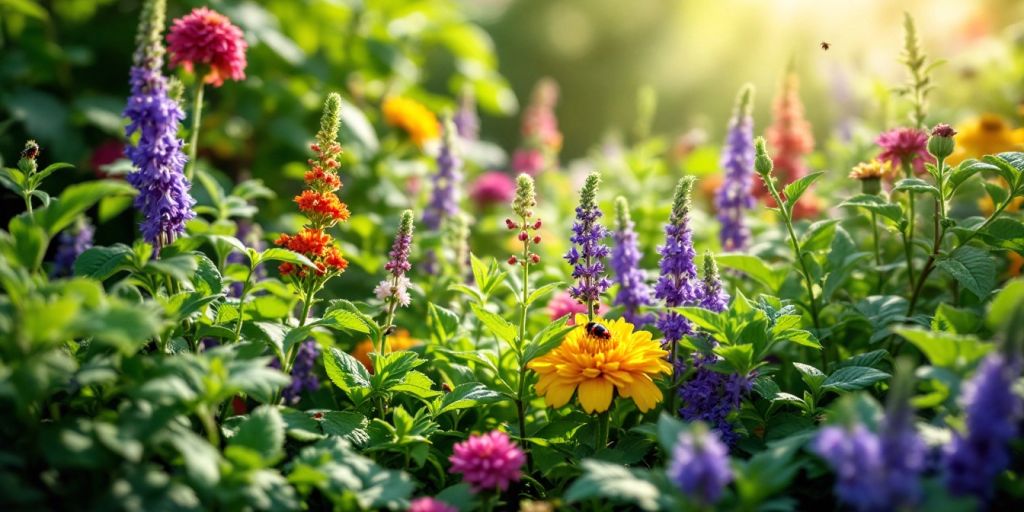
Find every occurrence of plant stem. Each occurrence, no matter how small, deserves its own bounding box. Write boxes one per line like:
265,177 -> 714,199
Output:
232,266 -> 255,343
902,160 -> 917,287
595,410 -> 610,451
515,215 -> 534,473
185,81 -> 205,182
871,211 -> 883,293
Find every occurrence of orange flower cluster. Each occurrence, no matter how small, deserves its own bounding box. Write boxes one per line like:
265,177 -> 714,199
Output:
275,94 -> 350,282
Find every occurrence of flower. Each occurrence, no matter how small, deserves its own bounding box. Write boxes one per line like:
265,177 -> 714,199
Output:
848,159 -> 891,181
408,497 -> 458,512
511,78 -> 562,175
270,340 -> 319,404
469,171 -> 516,209
274,94 -> 350,282
876,127 -> 934,176
507,173 -> 543,268
565,172 -> 611,309
166,7 -> 247,87
51,217 -> 95,278
547,291 -> 607,325
666,425 -> 733,505
375,210 -> 415,307
529,315 -> 672,413
715,85 -> 756,251
352,329 -> 420,372
383,96 -> 440,147
373,276 -> 412,307
511,148 -> 547,176
610,197 -> 654,327
423,120 -> 462,231
756,72 -> 816,215
698,251 -> 729,313
453,88 -> 479,141
947,114 -> 1024,166
944,353 -> 1023,500
814,424 -> 887,511
448,430 -> 525,492
655,177 -> 700,344
124,0 -> 195,252
678,352 -> 752,445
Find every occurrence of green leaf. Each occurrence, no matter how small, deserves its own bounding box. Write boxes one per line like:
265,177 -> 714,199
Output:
437,382 -> 503,415
74,244 -> 134,280
390,371 -> 441,400
980,218 -> 1024,252
892,177 -> 940,196
715,344 -> 754,375
895,327 -> 990,369
470,303 -> 517,347
227,406 -> 284,468
259,247 -> 317,269
822,366 -> 890,393
840,194 -> 904,227
936,246 -> 996,300
523,317 -> 573,364
564,460 -> 664,511
716,254 -> 786,292
948,159 -> 1000,194
146,254 -> 199,284
318,411 -> 369,445
38,180 -> 136,235
9,215 -> 47,269
526,282 -> 563,306
988,279 -> 1024,331
799,219 -> 839,253
371,351 -> 425,392
673,306 -> 728,339
323,348 -> 372,402
782,171 -> 825,211
427,303 -> 460,344
793,363 -> 826,394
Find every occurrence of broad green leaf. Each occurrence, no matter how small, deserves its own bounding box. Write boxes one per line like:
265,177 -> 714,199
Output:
799,219 -> 839,253
716,254 -> 786,292
9,215 -> 47,269
526,282 -> 563,306
38,180 -> 135,235
146,254 -> 199,283
323,348 -> 372,401
259,248 -> 317,269
564,459 -> 664,511
822,366 -> 890,393
892,177 -> 939,196
523,317 -> 573,364
227,405 -> 285,468
793,362 -> 826,393
936,246 -> 996,300
470,303 -> 517,347
390,371 -> 440,400
318,411 -> 369,445
948,159 -> 999,194
895,326 -> 990,369
437,382 -> 503,415
987,279 -> 1024,331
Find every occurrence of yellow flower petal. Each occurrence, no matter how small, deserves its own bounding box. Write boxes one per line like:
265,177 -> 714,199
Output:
578,377 -> 613,414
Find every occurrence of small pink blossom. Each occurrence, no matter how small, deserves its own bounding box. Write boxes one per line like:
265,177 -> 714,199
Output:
876,127 -> 935,176
167,7 -> 247,87
511,149 -> 547,176
448,430 -> 525,492
409,497 -> 458,512
547,291 -> 608,326
469,171 -> 516,208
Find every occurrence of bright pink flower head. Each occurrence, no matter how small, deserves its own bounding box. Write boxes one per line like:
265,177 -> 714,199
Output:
547,291 -> 608,326
470,171 -> 516,208
512,148 -> 546,175
876,127 -> 935,176
409,497 -> 458,512
167,7 -> 247,87
448,430 -> 525,492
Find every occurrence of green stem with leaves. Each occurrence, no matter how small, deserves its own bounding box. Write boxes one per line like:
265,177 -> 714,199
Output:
871,211 -> 883,293
185,81 -> 205,182
232,266 -> 255,343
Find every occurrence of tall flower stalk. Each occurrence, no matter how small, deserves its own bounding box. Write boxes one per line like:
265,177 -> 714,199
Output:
716,84 -> 756,251
376,210 -> 416,355
757,70 -> 819,218
655,176 -> 700,365
423,119 -> 463,274
123,0 -> 195,254
754,138 -> 825,364
507,174 -> 541,471
565,172 -> 611,319
273,93 -> 350,370
848,160 -> 891,292
611,197 -> 654,327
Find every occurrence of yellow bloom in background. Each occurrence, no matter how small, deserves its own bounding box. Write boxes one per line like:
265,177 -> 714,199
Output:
848,159 -> 892,181
351,329 -> 421,372
947,113 -> 1024,166
528,314 -> 671,414
382,96 -> 441,147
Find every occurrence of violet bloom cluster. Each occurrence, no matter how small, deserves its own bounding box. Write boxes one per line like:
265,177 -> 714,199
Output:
423,121 -> 462,231
565,173 -> 611,308
271,340 -> 320,404
715,85 -> 756,251
610,197 -> 653,326
945,353 -> 1023,500
123,0 -> 195,251
666,427 -> 733,505
655,176 -> 700,343
51,219 -> 95,278
448,430 -> 525,492
374,210 -> 415,308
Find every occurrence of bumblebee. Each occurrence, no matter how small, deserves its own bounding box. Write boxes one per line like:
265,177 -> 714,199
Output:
584,321 -> 611,340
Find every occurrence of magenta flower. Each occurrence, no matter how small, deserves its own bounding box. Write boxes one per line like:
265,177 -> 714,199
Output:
470,171 -> 516,209
547,291 -> 608,326
511,148 -> 546,176
167,7 -> 247,87
409,497 -> 458,512
876,127 -> 934,176
448,430 -> 525,492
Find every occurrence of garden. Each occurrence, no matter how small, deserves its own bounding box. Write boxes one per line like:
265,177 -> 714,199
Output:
2,0 -> 1024,510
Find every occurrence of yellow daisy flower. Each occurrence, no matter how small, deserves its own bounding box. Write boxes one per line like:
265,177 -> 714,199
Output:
382,96 -> 441,147
848,159 -> 891,181
947,113 -> 1024,166
528,314 -> 672,414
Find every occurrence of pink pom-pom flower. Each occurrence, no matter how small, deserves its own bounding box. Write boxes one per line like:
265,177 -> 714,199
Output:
470,171 -> 516,209
167,7 -> 248,87
409,497 -> 458,512
547,291 -> 608,326
448,430 -> 525,492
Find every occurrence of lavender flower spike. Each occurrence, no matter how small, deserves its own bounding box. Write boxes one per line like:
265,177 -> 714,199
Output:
655,176 -> 700,343
423,118 -> 462,231
699,251 -> 729,313
610,196 -> 653,326
123,0 -> 195,252
375,210 -> 415,308
565,172 -> 611,314
666,424 -> 733,505
945,352 -> 1024,500
715,85 -> 756,251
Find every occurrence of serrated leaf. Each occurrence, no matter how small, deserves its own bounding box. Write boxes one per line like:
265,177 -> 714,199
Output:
936,246 -> 995,300
470,303 -> 517,347
324,347 -> 372,401
793,362 -> 826,393
782,172 -> 825,211
822,366 -> 890,393
437,382 -> 503,415
564,460 -> 664,511
227,405 -> 284,468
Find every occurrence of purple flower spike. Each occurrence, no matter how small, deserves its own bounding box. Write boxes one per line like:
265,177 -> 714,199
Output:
655,176 -> 700,343
610,196 -> 653,327
715,85 -> 756,251
565,172 -> 611,310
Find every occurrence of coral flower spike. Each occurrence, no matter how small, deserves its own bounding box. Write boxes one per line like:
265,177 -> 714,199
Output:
529,315 -> 671,414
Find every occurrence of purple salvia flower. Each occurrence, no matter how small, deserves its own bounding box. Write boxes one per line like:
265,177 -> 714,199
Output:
677,352 -> 752,446
715,85 -> 756,251
666,425 -> 733,505
699,251 -> 729,313
453,88 -> 479,141
423,119 -> 462,231
610,196 -> 653,327
375,210 -> 416,308
814,424 -> 887,511
123,0 -> 195,253
565,172 -> 611,311
51,217 -> 95,278
655,176 -> 700,343
277,340 -> 320,404
945,352 -> 1024,500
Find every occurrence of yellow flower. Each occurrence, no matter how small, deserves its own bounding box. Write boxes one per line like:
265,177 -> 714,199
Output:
947,114 -> 1024,166
848,159 -> 891,181
382,96 -> 440,147
528,314 -> 672,414
351,329 -> 420,372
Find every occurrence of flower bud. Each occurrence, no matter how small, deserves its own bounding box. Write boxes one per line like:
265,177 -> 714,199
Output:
532,235 -> 541,244
505,218 -> 518,230
532,219 -> 542,230
508,256 -> 518,265
518,231 -> 529,241
927,123 -> 956,160
754,137 -> 773,177
530,253 -> 540,264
